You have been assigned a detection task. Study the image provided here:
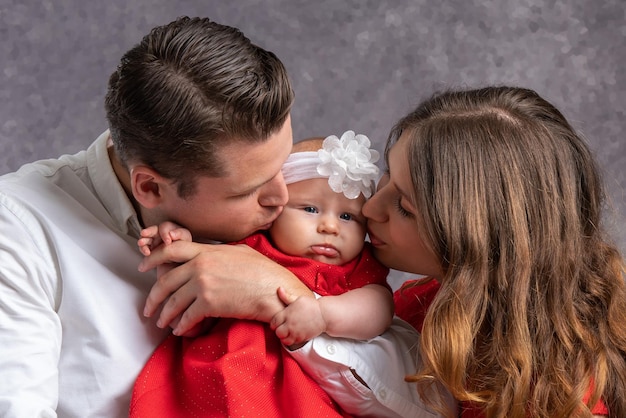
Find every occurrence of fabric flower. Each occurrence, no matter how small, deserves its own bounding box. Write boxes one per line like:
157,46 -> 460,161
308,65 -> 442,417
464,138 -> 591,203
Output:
317,130 -> 380,199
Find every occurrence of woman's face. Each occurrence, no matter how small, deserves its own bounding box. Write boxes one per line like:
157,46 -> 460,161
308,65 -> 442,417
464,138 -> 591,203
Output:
362,134 -> 443,278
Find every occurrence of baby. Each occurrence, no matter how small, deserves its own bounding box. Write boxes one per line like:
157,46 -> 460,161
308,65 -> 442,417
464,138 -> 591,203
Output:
131,131 -> 392,417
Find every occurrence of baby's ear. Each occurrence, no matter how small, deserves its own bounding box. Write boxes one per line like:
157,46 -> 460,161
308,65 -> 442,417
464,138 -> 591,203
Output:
130,165 -> 168,209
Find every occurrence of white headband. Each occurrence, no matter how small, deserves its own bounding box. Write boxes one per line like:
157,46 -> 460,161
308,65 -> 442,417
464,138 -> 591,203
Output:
282,130 -> 380,199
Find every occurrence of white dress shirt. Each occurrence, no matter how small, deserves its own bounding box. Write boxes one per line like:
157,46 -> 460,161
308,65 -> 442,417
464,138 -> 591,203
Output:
0,131 -> 170,417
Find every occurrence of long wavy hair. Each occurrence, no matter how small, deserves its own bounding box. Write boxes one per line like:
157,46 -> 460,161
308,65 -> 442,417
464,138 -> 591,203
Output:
395,86 -> 626,417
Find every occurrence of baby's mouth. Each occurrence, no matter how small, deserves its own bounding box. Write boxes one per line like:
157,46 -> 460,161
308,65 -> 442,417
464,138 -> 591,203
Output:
311,244 -> 339,258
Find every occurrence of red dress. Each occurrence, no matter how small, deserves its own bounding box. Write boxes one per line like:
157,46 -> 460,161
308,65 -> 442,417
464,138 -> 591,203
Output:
393,279 -> 609,417
130,233 -> 389,418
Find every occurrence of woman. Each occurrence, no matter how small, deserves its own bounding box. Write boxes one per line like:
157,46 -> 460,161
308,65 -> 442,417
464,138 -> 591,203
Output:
140,86 -> 626,417
366,86 -> 626,417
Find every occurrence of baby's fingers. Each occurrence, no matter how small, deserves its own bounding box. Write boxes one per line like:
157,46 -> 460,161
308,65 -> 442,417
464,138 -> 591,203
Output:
137,237 -> 154,256
168,227 -> 193,243
270,311 -> 285,331
274,324 -> 295,346
140,225 -> 160,238
277,286 -> 298,306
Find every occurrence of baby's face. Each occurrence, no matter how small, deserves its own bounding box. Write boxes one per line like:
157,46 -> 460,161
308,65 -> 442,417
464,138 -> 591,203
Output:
269,178 -> 367,265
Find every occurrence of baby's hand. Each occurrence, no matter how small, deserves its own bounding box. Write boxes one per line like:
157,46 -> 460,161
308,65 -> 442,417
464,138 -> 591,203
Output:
270,287 -> 326,346
137,221 -> 195,334
138,225 -> 161,256
137,221 -> 192,255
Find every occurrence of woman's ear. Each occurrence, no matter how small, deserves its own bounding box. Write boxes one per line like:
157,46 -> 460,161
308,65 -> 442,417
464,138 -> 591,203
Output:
130,165 -> 168,209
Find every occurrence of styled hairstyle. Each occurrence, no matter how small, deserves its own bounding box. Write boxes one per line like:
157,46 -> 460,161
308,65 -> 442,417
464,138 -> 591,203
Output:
105,16 -> 294,197
394,86 -> 626,417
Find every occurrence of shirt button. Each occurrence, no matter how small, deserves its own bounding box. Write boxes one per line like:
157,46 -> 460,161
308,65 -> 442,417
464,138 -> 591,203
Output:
378,389 -> 387,400
326,344 -> 336,355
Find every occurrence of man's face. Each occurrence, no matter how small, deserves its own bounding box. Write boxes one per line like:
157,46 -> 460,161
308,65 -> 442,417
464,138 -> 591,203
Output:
161,116 -> 293,242
269,178 -> 367,265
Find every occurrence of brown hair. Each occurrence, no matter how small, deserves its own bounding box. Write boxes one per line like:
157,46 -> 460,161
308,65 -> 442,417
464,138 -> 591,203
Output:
105,16 -> 294,197
292,137 -> 325,153
394,86 -> 626,417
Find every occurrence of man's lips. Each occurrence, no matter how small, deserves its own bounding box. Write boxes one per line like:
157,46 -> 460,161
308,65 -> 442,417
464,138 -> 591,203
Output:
258,222 -> 273,231
258,208 -> 283,230
311,244 -> 339,257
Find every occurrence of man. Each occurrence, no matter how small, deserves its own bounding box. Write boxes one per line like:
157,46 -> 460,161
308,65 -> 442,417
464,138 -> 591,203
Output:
1,15 -> 447,418
0,16 -> 306,417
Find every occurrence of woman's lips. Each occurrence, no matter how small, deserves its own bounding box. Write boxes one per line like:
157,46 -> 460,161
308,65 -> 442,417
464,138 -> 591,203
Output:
367,231 -> 385,247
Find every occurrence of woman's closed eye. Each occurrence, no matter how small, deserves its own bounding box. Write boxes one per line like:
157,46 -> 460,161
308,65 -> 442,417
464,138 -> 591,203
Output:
394,197 -> 412,217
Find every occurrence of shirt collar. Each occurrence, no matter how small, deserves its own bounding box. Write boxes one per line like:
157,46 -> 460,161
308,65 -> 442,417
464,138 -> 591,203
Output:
87,130 -> 143,238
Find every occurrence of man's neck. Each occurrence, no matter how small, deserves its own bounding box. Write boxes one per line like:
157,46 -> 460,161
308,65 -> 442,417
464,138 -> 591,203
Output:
106,135 -> 145,225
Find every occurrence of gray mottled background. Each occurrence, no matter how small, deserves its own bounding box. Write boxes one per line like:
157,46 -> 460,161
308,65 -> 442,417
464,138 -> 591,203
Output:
1,0 -> 625,287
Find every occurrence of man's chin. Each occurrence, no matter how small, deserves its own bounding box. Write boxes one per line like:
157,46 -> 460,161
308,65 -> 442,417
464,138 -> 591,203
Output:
223,225 -> 272,242
256,222 -> 274,232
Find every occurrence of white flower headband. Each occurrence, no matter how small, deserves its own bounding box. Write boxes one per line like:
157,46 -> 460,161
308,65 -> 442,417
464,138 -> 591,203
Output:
282,130 -> 380,199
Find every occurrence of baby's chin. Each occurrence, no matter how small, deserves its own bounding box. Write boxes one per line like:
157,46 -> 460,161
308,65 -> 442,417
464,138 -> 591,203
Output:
281,246 -> 349,265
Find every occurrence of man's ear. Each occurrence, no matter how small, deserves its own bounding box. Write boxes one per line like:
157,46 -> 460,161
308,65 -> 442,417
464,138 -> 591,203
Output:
130,165 -> 169,209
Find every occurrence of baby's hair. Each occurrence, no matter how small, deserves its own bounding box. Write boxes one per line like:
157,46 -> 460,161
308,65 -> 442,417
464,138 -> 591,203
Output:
292,137 -> 325,153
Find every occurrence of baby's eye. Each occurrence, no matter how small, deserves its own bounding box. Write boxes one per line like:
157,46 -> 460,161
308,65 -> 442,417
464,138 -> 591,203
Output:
340,213 -> 353,221
303,206 -> 318,214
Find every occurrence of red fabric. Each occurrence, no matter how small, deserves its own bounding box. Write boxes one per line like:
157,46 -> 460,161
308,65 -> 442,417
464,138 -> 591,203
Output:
460,398 -> 608,417
392,278 -> 609,417
582,382 -> 610,415
130,233 -> 389,417
393,278 -> 440,333
242,233 -> 391,295
459,405 -> 484,418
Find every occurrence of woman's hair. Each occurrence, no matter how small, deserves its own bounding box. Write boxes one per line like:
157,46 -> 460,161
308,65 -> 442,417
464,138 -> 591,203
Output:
394,86 -> 626,417
105,16 -> 294,197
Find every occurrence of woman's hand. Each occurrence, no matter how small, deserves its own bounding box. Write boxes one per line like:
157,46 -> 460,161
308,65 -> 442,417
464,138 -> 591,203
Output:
139,240 -> 312,336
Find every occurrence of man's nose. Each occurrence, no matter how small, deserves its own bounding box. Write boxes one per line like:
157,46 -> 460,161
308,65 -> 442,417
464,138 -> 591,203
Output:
258,172 -> 288,207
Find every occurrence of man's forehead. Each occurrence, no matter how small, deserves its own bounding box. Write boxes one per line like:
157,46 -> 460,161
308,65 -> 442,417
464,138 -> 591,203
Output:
218,142 -> 289,192
211,116 -> 293,191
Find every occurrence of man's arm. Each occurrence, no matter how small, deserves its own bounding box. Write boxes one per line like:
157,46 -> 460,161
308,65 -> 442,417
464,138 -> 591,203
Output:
0,198 -> 60,416
140,240 -> 313,335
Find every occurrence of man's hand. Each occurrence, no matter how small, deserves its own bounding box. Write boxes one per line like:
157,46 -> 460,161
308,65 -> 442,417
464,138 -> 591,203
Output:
139,240 -> 312,336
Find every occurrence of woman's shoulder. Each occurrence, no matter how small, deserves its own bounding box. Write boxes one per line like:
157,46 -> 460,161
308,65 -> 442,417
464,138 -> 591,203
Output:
393,278 -> 440,332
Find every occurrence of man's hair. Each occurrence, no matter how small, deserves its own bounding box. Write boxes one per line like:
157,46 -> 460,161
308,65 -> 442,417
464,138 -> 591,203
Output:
105,16 -> 294,197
